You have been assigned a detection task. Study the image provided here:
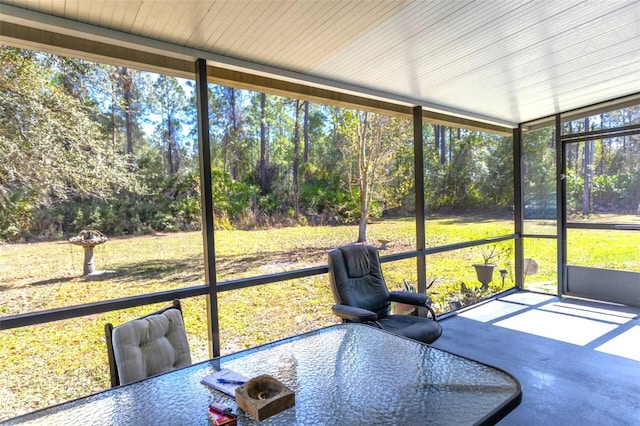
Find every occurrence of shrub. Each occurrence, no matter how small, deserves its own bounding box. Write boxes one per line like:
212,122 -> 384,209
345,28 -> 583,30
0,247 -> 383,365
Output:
211,169 -> 256,221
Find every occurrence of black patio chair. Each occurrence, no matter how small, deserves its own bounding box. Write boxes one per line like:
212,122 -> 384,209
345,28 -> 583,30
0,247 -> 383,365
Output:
328,244 -> 442,344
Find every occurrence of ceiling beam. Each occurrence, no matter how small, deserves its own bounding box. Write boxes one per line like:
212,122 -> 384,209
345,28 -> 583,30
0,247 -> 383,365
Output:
208,65 -> 412,118
1,21 -> 194,78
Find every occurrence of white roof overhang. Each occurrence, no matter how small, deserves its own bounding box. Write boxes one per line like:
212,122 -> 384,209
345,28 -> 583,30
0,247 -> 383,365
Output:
1,1 -> 639,133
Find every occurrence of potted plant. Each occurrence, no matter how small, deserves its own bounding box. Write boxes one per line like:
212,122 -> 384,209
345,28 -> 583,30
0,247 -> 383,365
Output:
392,279 -> 436,315
448,282 -> 485,310
392,280 -> 418,315
473,245 -> 499,290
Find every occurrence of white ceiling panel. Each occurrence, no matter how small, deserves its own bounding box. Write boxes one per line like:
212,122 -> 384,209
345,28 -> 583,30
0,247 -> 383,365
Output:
1,0 -> 639,126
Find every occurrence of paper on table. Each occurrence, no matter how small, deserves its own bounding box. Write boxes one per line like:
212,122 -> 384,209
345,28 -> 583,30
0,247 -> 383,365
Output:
201,368 -> 249,397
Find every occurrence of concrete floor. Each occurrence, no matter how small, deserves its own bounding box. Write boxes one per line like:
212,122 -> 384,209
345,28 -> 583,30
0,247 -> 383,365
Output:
431,291 -> 640,426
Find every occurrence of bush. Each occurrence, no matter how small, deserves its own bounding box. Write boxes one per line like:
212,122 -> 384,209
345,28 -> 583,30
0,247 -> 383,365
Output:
299,167 -> 354,221
211,169 -> 256,221
0,190 -> 37,241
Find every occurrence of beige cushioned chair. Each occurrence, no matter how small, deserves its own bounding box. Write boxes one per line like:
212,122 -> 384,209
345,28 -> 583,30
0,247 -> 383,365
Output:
105,299 -> 192,387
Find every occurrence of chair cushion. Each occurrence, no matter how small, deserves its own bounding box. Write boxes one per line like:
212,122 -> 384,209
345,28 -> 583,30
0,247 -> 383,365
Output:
112,308 -> 191,385
379,315 -> 442,344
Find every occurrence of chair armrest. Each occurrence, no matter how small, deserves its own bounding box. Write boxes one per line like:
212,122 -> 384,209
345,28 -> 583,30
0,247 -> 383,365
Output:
389,292 -> 438,320
389,291 -> 430,307
332,305 -> 378,322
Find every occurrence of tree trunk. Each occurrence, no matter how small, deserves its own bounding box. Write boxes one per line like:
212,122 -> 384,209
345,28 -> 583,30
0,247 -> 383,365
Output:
434,124 -> 446,165
303,100 -> 310,164
358,215 -> 368,243
120,67 -> 134,155
293,100 -> 301,218
259,93 -> 268,194
229,88 -> 238,179
110,69 -> 117,149
598,113 -> 605,175
167,113 -> 175,175
358,168 -> 369,243
357,112 -> 370,243
111,93 -> 117,149
444,125 -> 450,162
582,117 -> 591,215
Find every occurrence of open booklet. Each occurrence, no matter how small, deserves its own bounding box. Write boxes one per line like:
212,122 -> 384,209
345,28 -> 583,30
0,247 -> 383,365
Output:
201,368 -> 250,397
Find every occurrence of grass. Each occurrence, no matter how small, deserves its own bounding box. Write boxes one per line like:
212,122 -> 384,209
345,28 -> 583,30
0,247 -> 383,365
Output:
1,216 -> 638,420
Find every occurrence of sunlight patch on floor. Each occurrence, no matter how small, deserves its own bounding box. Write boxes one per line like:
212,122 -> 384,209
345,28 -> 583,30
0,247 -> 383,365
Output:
540,302 -> 636,325
498,292 -> 557,306
494,309 -> 618,346
595,325 -> 640,361
458,300 -> 528,323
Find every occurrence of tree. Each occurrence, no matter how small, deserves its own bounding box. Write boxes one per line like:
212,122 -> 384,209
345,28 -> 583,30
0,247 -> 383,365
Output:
256,94 -> 296,206
114,67 -> 149,156
259,92 -> 268,194
214,87 -> 252,181
433,124 -> 446,164
121,67 -> 134,153
95,65 -> 151,159
0,47 -> 139,237
382,118 -> 414,215
303,100 -> 310,165
563,107 -> 640,215
152,75 -> 189,176
336,110 -> 399,242
582,118 -> 593,216
292,99 -> 302,218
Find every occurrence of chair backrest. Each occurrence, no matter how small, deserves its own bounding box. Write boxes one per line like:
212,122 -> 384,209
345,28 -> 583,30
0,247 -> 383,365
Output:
105,299 -> 192,387
328,245 -> 391,318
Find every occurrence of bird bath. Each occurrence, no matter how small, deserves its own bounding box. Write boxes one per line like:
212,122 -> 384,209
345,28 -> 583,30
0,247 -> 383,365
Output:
69,230 -> 108,275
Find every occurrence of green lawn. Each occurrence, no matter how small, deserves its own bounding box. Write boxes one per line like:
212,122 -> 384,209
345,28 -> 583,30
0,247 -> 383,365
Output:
1,217 -> 637,419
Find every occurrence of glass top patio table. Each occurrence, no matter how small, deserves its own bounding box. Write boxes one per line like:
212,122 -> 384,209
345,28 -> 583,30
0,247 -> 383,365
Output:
6,324 -> 521,426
